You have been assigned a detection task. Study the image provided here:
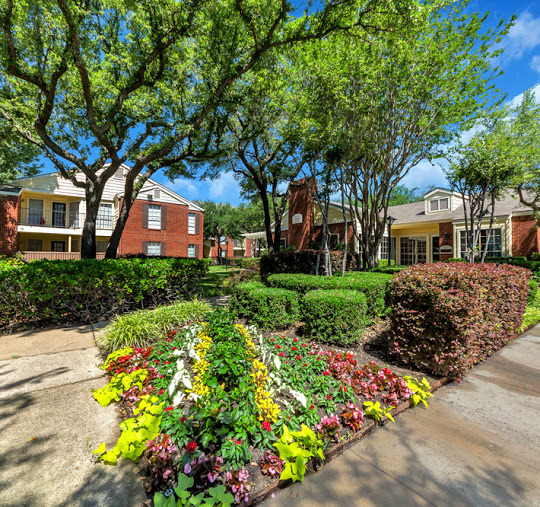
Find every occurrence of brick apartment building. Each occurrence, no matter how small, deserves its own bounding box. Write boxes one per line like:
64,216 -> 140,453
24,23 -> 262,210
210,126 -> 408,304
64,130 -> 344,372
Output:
244,178 -> 540,264
0,165 -> 204,259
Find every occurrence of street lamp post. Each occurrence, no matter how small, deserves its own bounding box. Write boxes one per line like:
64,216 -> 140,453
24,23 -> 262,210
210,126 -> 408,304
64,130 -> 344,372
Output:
386,216 -> 396,265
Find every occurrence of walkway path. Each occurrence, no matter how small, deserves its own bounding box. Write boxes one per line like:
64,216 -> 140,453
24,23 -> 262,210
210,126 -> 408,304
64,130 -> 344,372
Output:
0,324 -> 147,507
267,326 -> 540,506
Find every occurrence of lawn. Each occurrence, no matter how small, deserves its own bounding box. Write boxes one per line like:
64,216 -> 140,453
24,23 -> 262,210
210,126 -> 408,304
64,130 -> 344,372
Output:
199,265 -> 260,298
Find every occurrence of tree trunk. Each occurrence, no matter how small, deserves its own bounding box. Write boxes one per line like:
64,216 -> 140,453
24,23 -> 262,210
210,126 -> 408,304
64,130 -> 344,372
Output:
81,184 -> 102,259
340,167 -> 348,276
105,195 -> 134,259
260,190 -> 275,254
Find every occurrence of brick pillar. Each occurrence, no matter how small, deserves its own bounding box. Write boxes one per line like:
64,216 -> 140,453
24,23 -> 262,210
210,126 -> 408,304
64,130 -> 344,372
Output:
287,178 -> 315,250
438,222 -> 454,261
512,215 -> 538,258
0,194 -> 20,256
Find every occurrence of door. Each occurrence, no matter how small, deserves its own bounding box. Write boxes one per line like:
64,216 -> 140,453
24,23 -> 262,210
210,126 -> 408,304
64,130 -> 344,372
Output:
400,237 -> 427,265
69,201 -> 80,228
432,236 -> 440,262
52,202 -> 67,228
28,199 -> 44,225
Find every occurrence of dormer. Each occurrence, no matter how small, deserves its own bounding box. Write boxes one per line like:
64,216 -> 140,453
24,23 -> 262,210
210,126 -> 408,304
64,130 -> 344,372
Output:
424,188 -> 463,214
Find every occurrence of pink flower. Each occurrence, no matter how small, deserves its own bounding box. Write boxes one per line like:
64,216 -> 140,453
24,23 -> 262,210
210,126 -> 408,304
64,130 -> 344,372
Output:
184,464 -> 192,474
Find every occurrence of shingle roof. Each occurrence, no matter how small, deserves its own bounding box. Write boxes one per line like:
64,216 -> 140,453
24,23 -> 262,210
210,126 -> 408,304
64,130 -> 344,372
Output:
0,184 -> 22,195
331,191 -> 533,226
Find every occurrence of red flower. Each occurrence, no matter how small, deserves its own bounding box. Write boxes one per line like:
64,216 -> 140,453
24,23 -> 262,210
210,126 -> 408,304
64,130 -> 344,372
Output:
323,370 -> 330,376
261,421 -> 272,431
270,338 -> 275,342
278,352 -> 284,357
186,441 -> 197,453
302,343 -> 307,348
293,338 -> 298,342
303,363 -> 307,367
326,395 -> 332,400
295,355 -> 301,360
158,389 -> 165,395
165,406 -> 174,412
180,416 -> 186,422
292,346 -> 297,351
275,345 -> 281,349
309,404 -> 315,410
155,360 -> 160,365
164,360 -> 171,365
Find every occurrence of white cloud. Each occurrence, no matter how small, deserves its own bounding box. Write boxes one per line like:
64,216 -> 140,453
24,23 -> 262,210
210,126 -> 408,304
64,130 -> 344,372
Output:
170,177 -> 199,197
206,171 -> 241,201
531,55 -> 540,74
501,11 -> 540,63
505,82 -> 540,108
400,159 -> 449,192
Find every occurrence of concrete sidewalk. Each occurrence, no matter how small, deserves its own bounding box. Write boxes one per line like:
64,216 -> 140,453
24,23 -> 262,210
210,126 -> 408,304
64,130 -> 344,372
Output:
0,324 -> 147,507
267,327 -> 540,506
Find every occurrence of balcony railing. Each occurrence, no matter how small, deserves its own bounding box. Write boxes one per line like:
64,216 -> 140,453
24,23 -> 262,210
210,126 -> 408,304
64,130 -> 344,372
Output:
19,208 -> 114,229
21,251 -> 106,261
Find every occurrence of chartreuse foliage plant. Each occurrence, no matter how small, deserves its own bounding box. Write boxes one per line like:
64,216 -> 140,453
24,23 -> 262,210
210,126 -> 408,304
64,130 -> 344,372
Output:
92,369 -> 147,406
153,474 -> 234,507
363,401 -> 395,423
102,299 -> 211,351
273,425 -> 325,482
404,376 -> 433,408
93,395 -> 164,465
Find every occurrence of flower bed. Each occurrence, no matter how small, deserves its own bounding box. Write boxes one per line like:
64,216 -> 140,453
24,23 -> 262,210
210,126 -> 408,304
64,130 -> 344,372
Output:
93,309 -> 434,505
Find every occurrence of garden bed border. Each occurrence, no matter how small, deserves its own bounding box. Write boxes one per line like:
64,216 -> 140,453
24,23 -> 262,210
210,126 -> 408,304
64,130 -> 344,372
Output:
249,376 -> 452,506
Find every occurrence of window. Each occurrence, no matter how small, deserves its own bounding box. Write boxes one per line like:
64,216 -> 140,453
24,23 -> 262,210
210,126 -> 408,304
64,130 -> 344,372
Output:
72,239 -> 79,252
280,238 -> 287,249
460,228 -> 502,259
400,237 -> 427,265
97,203 -> 113,229
147,242 -> 161,256
429,197 -> 450,212
52,202 -> 67,227
51,241 -> 66,252
188,213 -> 196,234
329,234 -> 339,249
154,189 -> 161,199
96,240 -> 108,253
28,239 -> 43,251
28,199 -> 44,225
148,204 -> 161,229
188,244 -> 196,258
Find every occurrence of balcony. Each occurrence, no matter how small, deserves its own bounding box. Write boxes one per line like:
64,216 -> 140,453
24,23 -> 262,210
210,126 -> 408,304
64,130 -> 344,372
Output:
21,251 -> 106,261
19,208 -> 114,230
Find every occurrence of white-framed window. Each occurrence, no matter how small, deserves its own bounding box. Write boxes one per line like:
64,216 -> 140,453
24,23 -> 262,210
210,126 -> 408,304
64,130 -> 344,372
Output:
147,242 -> 161,256
97,203 -> 113,229
188,213 -> 196,234
28,238 -> 43,251
280,238 -> 287,249
148,204 -> 161,229
188,244 -> 196,258
459,228 -> 502,258
429,197 -> 450,212
380,236 -> 397,261
96,240 -> 109,253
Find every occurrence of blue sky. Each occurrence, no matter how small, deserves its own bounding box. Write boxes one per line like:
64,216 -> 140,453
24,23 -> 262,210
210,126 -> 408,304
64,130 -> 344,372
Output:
34,1 -> 540,205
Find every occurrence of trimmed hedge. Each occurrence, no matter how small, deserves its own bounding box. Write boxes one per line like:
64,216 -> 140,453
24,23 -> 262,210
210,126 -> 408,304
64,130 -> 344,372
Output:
235,257 -> 261,271
303,290 -> 370,346
0,257 -> 208,330
388,262 -> 530,379
371,266 -> 408,274
229,282 -> 300,330
260,249 -> 359,278
266,272 -> 392,317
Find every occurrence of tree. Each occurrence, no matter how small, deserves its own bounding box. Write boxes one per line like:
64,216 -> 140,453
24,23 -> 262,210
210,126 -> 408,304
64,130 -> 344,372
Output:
0,117 -> 41,187
387,185 -> 424,206
0,0 -> 373,259
446,120 -> 517,262
509,90 -> 540,220
298,1 -> 510,269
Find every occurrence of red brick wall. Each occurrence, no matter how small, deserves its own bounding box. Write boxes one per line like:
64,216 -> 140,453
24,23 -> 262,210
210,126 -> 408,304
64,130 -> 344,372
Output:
118,199 -> 204,257
287,178 -> 315,250
311,223 -> 355,250
0,194 -> 20,256
245,238 -> 252,258
438,222 -> 454,262
512,215 -> 538,258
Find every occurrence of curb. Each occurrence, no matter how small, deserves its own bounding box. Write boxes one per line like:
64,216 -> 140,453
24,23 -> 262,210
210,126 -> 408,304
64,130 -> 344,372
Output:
249,376 -> 452,506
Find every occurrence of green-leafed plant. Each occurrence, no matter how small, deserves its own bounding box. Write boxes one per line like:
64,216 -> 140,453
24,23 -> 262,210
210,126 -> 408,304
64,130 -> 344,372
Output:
93,395 -> 163,464
0,257 -> 208,331
403,376 -> 433,408
273,424 -> 324,482
102,300 -> 211,351
153,474 -> 234,507
92,369 -> 147,407
266,272 -> 391,317
229,283 -> 299,330
363,401 -> 395,423
302,290 -> 369,346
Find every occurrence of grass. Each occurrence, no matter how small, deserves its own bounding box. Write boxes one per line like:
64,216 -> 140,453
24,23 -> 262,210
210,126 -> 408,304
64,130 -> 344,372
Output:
199,265 -> 235,297
520,289 -> 540,331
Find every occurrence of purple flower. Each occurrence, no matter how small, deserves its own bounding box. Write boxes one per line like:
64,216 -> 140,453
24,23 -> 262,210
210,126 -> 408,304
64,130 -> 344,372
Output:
184,464 -> 192,474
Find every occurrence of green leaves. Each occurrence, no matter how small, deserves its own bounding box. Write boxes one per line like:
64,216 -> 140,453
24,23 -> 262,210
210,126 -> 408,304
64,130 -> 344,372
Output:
153,474 -> 234,507
404,376 -> 433,408
363,401 -> 395,423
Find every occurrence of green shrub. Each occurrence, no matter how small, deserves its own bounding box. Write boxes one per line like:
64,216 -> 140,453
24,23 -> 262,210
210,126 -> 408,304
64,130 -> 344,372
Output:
376,259 -> 395,267
528,279 -> 539,304
229,282 -> 300,329
371,266 -> 407,274
388,262 -> 530,378
303,290 -> 369,346
0,257 -> 208,331
266,272 -> 392,317
101,299 -> 212,351
235,257 -> 261,271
